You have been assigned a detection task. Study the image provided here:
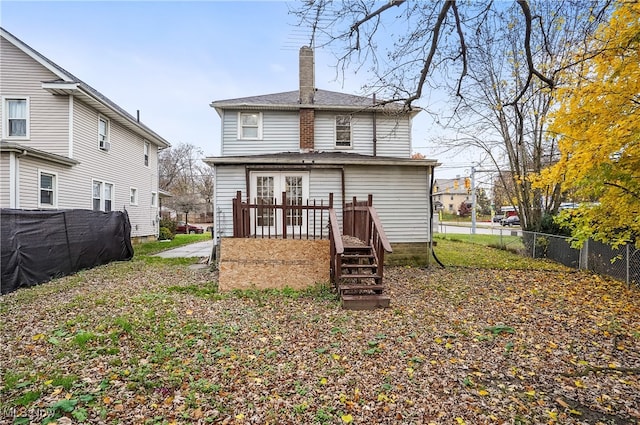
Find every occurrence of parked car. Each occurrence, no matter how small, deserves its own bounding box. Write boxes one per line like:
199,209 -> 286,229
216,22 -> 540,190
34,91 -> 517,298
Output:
501,215 -> 520,226
175,222 -> 204,234
492,214 -> 504,223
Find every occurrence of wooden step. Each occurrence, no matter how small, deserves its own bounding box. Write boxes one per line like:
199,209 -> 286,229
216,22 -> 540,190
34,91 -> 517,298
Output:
341,263 -> 378,269
342,253 -> 375,259
341,294 -> 390,310
339,284 -> 385,293
339,273 -> 381,280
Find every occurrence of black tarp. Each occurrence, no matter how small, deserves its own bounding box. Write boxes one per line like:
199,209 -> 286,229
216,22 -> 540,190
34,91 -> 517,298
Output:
1,209 -> 133,295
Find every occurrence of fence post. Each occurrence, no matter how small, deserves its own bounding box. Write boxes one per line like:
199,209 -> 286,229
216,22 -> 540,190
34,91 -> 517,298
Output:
579,239 -> 589,270
532,232 -> 536,259
627,244 -> 630,288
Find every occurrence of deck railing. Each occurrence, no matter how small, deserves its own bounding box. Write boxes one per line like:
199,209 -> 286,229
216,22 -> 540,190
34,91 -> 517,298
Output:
342,195 -> 393,280
232,191 -> 333,239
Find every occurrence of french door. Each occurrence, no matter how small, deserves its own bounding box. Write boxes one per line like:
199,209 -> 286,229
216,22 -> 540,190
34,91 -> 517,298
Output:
250,171 -> 309,236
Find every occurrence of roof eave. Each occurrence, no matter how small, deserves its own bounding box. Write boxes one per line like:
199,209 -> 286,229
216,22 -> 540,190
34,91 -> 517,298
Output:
203,155 -> 439,168
0,141 -> 79,166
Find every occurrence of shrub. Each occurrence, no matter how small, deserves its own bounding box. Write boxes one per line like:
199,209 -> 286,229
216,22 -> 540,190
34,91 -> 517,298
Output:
160,218 -> 177,235
158,227 -> 173,241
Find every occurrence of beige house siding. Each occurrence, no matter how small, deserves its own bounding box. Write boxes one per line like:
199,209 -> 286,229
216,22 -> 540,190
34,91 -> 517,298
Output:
0,37 -> 70,156
72,99 -> 160,237
0,152 -> 12,206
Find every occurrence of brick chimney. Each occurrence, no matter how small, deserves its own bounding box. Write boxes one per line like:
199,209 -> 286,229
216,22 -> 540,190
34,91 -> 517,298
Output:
299,46 -> 315,152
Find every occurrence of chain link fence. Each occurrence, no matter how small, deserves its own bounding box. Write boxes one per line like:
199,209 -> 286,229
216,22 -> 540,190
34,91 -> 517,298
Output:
522,231 -> 639,287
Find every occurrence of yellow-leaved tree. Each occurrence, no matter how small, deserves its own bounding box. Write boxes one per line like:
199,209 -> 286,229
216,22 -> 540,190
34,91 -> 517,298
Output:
537,1 -> 640,248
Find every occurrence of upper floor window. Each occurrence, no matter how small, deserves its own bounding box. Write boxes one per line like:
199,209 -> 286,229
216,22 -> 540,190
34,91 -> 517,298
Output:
130,187 -> 138,205
144,141 -> 150,166
92,180 -> 114,212
98,116 -> 110,151
39,170 -> 57,208
238,112 -> 262,140
335,115 -> 352,148
3,97 -> 29,139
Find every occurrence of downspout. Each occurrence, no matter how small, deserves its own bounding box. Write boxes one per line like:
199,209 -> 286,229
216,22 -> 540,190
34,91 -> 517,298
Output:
429,166 -> 445,268
372,94 -> 377,157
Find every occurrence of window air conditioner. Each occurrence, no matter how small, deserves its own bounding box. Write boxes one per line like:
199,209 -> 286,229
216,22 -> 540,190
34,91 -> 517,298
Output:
99,140 -> 111,151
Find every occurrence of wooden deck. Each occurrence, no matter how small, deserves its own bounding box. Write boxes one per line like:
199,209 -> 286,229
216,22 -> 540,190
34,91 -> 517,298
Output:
231,192 -> 392,309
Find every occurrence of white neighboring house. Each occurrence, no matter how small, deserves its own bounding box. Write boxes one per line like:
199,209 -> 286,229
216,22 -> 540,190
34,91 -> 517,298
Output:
204,46 -> 439,262
0,27 -> 170,240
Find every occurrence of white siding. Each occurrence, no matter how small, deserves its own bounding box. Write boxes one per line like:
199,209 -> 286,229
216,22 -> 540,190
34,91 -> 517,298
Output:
213,166 -> 247,239
314,111 -> 410,157
344,165 -> 431,243
213,164 -> 431,243
221,110 -> 300,156
0,153 -> 12,206
0,37 -> 70,156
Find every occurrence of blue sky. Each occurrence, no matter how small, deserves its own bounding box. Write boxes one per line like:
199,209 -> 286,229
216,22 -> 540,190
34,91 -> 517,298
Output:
2,1 -> 475,178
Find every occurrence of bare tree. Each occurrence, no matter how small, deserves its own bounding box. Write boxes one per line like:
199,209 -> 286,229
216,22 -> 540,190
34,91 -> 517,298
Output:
159,143 -> 212,222
291,0 -> 612,229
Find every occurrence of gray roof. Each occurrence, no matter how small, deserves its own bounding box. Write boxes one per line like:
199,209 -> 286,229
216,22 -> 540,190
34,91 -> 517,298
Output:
204,151 -> 438,168
210,89 -> 419,116
1,27 -> 170,149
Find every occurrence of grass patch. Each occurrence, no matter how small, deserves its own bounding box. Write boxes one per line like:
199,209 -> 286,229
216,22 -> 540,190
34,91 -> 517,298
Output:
167,281 -> 222,299
132,234 -> 211,257
432,235 -> 566,271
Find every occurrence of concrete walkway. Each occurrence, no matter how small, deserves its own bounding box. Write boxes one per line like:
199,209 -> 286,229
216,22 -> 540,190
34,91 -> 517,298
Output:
154,239 -> 214,258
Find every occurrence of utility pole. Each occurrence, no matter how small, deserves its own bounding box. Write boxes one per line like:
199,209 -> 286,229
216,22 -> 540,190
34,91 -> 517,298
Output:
471,165 -> 477,234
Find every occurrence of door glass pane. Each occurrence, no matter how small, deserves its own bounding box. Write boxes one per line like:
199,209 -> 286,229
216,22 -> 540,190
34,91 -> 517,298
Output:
256,176 -> 274,226
285,176 -> 303,226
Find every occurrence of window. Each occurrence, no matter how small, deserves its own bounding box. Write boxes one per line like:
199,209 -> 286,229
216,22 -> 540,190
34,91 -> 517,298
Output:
336,115 -> 351,148
144,141 -> 150,166
151,191 -> 157,207
130,187 -> 138,205
104,183 -> 113,211
39,170 -> 56,208
3,97 -> 29,138
238,112 -> 262,140
92,180 -> 114,211
335,115 -> 352,147
98,116 -> 110,150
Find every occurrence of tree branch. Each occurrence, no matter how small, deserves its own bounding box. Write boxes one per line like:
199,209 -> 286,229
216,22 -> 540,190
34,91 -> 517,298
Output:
508,0 -> 555,105
349,0 -> 406,41
451,1 -> 468,99
604,182 -> 640,200
406,0 -> 453,107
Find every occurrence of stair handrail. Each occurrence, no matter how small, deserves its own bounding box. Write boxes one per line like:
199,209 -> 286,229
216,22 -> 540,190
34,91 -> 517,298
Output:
329,208 -> 344,255
368,206 -> 392,253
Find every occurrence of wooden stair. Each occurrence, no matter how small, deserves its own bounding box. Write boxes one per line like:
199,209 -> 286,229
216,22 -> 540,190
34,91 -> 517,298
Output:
338,244 -> 390,310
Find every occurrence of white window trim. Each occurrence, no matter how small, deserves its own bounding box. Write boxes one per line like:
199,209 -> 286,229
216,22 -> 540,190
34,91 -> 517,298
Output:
2,96 -> 30,140
144,141 -> 150,167
334,114 -> 352,149
38,169 -> 57,209
151,191 -> 157,207
92,179 -> 115,212
237,111 -> 263,140
98,115 -> 110,150
130,187 -> 138,206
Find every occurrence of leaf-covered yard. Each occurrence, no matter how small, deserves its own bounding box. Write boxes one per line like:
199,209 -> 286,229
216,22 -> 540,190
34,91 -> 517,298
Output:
1,242 -> 639,424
